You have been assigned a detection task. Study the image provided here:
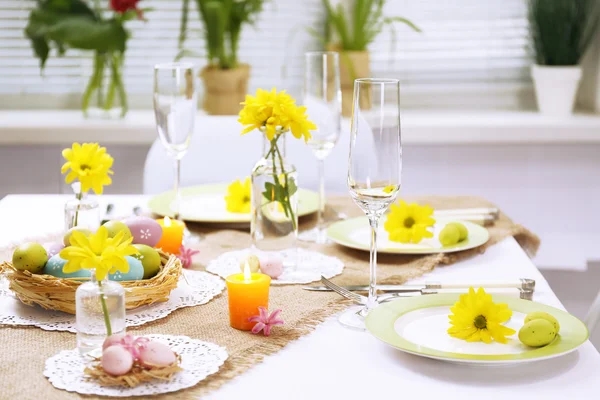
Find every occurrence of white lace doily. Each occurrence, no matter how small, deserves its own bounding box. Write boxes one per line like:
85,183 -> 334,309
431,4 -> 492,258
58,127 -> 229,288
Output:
44,334 -> 228,397
0,270 -> 224,332
206,248 -> 344,284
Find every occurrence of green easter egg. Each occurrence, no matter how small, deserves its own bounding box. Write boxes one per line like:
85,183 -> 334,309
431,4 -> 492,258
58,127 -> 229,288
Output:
109,256 -> 144,281
43,254 -> 91,279
447,222 -> 468,241
519,319 -> 557,347
439,225 -> 460,246
63,227 -> 92,246
525,311 -> 560,333
12,242 -> 47,273
103,220 -> 132,240
132,244 -> 162,279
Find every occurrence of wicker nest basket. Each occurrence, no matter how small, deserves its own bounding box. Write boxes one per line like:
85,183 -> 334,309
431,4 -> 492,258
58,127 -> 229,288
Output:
0,250 -> 182,314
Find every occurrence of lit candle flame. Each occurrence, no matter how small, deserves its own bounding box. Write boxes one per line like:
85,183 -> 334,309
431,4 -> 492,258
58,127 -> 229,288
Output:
243,261 -> 252,281
164,216 -> 172,227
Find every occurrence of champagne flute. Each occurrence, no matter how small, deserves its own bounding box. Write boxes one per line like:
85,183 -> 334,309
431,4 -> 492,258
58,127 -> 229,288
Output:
299,51 -> 342,243
153,62 -> 196,221
340,78 -> 402,330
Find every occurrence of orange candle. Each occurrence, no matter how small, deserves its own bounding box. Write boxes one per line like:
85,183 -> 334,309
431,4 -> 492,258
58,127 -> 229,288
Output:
155,216 -> 185,254
226,263 -> 271,331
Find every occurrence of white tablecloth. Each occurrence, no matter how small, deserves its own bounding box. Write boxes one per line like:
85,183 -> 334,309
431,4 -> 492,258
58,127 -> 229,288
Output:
2,194 -> 599,400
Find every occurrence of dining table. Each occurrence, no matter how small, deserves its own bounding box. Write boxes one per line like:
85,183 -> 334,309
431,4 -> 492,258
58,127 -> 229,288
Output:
1,194 -> 599,400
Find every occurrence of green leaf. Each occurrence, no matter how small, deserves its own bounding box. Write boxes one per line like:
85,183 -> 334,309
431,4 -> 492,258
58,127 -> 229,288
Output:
47,17 -> 127,53
30,36 -> 50,69
384,16 -> 421,33
286,176 -> 297,197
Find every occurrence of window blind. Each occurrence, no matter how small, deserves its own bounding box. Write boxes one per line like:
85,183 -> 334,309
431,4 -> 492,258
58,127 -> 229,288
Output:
0,0 -> 531,110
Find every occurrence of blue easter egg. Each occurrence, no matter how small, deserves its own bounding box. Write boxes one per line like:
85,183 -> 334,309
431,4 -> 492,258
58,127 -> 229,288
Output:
109,256 -> 144,281
42,254 -> 91,279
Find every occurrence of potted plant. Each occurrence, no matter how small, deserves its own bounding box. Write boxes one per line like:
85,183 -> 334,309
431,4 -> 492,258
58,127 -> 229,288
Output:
25,0 -> 148,118
528,0 -> 600,115
179,0 -> 266,115
321,0 -> 419,116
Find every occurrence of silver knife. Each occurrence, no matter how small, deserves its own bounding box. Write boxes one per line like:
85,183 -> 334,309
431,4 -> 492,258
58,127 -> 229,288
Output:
303,279 -> 535,292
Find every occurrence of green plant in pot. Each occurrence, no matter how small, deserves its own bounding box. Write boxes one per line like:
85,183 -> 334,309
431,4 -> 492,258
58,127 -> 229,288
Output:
179,0 -> 265,115
319,0 -> 419,116
528,0 -> 600,115
25,0 -> 148,118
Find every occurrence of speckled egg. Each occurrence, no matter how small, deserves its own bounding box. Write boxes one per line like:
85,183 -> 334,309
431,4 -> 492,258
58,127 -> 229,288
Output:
43,254 -> 91,279
102,345 -> 134,376
259,255 -> 284,279
138,341 -> 176,368
109,256 -> 144,281
43,242 -> 65,259
123,216 -> 163,247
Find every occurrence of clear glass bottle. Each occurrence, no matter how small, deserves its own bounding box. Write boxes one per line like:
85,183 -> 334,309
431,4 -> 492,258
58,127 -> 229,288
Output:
251,130 -> 298,252
64,193 -> 101,231
76,270 -> 126,355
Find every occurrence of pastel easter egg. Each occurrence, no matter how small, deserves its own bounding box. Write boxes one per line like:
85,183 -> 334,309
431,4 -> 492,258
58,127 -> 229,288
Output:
239,255 -> 260,273
42,254 -> 91,279
43,242 -> 64,259
63,227 -> 92,246
12,242 -> 47,273
123,216 -> 163,247
102,345 -> 134,376
138,341 -> 176,368
259,255 -> 284,279
109,256 -> 144,281
519,319 -> 556,347
132,244 -> 162,279
103,334 -> 126,351
102,220 -> 132,240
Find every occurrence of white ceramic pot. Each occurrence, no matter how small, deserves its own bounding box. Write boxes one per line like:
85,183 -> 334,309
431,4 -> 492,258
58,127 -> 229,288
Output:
531,65 -> 582,116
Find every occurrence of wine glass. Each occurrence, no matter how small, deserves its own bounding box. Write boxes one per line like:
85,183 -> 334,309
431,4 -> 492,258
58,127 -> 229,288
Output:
299,51 -> 342,243
153,62 -> 197,221
340,78 -> 402,330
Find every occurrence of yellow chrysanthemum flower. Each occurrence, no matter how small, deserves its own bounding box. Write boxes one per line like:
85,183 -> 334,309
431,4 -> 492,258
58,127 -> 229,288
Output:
448,287 -> 516,344
59,226 -> 139,281
383,200 -> 435,244
225,178 -> 251,213
61,143 -> 114,194
238,87 -> 315,142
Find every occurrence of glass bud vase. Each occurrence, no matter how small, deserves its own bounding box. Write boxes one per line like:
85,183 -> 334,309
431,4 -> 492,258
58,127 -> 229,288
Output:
82,52 -> 128,119
76,270 -> 126,355
64,193 -> 100,231
251,130 -> 298,252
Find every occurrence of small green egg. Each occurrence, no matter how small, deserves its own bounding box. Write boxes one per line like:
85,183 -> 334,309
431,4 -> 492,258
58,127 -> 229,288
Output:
63,227 -> 92,246
525,311 -> 560,333
439,225 -> 460,246
132,244 -> 162,279
518,319 -> 557,347
12,242 -> 47,273
103,220 -> 132,240
447,222 -> 468,242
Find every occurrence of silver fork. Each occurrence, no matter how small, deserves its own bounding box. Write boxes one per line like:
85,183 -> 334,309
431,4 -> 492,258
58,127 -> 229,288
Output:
320,276 -> 365,305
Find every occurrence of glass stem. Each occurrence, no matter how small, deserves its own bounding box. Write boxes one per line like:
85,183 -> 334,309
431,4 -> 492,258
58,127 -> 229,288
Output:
317,158 -> 325,232
366,216 -> 379,311
97,280 -> 113,336
174,158 -> 181,220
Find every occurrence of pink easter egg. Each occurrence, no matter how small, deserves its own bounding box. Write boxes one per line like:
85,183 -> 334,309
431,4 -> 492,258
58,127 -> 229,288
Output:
102,345 -> 134,376
123,216 -> 163,247
259,255 -> 284,279
102,333 -> 126,351
43,242 -> 64,259
138,341 -> 176,368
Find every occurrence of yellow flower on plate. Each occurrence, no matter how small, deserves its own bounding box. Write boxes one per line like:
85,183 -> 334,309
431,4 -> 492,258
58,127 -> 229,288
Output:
61,143 -> 114,194
238,87 -> 315,142
383,200 -> 435,244
59,226 -> 139,281
225,178 -> 252,213
448,287 -> 516,344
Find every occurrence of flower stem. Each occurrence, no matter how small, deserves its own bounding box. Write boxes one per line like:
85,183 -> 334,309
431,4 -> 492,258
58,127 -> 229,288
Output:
97,280 -> 113,336
73,191 -> 83,227
268,135 -> 296,230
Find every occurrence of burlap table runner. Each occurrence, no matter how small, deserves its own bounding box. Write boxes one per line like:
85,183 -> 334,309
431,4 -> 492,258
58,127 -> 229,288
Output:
0,196 -> 539,399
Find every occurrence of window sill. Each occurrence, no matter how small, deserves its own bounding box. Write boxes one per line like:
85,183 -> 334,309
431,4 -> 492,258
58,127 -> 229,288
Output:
2,109 -> 600,146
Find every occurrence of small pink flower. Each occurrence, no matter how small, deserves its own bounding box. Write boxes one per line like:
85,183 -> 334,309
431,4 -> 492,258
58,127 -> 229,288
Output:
177,246 -> 200,269
118,335 -> 150,360
248,307 -> 284,336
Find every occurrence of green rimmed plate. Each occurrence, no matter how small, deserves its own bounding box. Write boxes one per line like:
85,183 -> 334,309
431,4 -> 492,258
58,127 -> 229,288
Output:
148,183 -> 319,224
366,294 -> 589,365
327,217 -> 489,254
